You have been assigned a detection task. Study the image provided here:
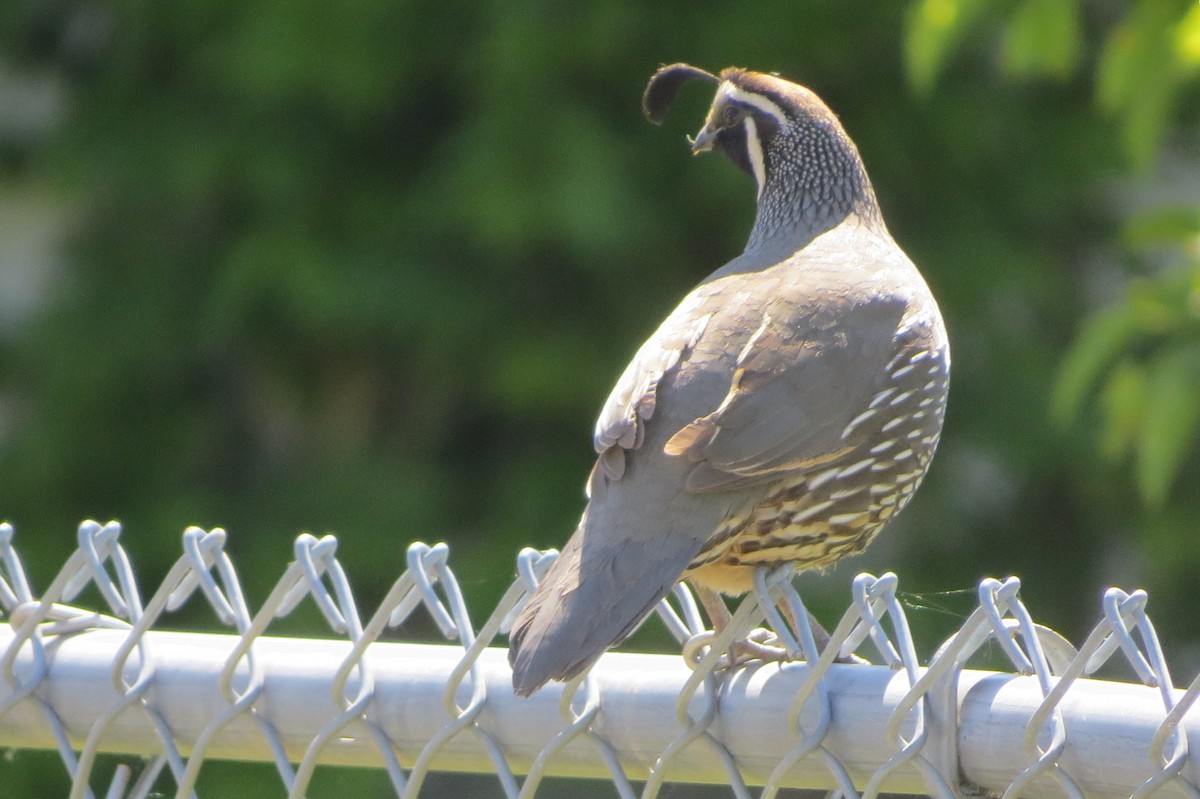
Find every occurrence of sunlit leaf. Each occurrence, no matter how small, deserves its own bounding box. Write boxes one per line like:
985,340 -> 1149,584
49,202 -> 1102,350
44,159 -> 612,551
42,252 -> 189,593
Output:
1099,359 -> 1146,460
1097,1 -> 1177,113
1127,270 -> 1198,335
1052,306 -> 1138,425
1122,206 -> 1200,249
904,0 -> 992,95
1096,0 -> 1184,167
1004,0 -> 1081,79
1097,24 -> 1138,114
1136,345 -> 1200,507
1122,82 -> 1177,169
1174,4 -> 1200,69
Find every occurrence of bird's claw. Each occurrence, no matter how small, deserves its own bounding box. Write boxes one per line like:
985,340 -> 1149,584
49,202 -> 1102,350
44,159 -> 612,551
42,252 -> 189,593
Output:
717,626 -> 796,669
715,627 -> 871,669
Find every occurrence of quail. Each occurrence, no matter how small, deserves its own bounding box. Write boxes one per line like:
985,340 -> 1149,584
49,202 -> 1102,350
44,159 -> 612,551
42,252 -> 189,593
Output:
509,64 -> 949,696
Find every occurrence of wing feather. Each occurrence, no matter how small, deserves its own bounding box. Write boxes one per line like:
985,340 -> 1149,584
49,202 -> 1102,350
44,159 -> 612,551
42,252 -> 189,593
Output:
587,307 -> 711,495
666,295 -> 912,492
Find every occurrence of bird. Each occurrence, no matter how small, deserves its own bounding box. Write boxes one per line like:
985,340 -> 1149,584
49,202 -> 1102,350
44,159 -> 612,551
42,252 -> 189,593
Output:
508,64 -> 949,696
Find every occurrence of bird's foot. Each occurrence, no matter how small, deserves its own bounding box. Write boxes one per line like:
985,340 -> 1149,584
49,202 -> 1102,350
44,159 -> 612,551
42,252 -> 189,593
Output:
719,627 -> 796,669
718,627 -> 870,669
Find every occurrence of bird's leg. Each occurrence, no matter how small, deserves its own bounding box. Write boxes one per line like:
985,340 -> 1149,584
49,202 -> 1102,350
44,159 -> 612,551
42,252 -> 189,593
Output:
775,598 -> 833,658
804,608 -> 833,656
695,584 -> 733,633
694,583 -> 862,667
778,599 -> 869,664
693,584 -> 792,667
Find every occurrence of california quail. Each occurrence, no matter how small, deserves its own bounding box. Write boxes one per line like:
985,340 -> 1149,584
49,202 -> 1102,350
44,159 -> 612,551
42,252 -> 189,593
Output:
509,64 -> 949,696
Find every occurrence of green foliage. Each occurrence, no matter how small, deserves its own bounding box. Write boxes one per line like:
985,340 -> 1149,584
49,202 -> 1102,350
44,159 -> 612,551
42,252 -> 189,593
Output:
1052,307 -> 1139,429
1096,0 -> 1199,169
1139,345 -> 1200,507
907,0 -> 1200,510
1003,0 -> 1081,80
1054,215 -> 1200,508
907,0 -> 1199,167
904,0 -> 992,95
904,0 -> 1087,91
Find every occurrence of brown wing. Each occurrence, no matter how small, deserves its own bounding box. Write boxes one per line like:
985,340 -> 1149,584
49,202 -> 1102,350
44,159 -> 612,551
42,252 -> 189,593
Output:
664,294 -> 913,493
587,299 -> 711,495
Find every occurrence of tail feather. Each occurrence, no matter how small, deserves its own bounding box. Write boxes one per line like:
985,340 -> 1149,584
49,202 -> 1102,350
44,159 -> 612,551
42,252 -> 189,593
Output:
508,516 -> 706,696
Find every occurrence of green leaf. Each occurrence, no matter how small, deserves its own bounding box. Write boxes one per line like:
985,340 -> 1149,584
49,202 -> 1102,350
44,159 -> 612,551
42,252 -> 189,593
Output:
1096,0 -> 1186,167
1121,206 -> 1200,249
1097,1 -> 1175,113
1136,345 -> 1200,507
1004,0 -> 1082,80
1174,4 -> 1200,70
1122,80 -> 1176,169
1126,269 -> 1198,335
1099,359 -> 1147,460
904,0 -> 992,95
1052,306 -> 1139,425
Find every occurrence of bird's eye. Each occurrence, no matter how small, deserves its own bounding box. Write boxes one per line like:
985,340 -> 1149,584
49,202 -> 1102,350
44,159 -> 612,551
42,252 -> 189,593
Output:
722,105 -> 743,125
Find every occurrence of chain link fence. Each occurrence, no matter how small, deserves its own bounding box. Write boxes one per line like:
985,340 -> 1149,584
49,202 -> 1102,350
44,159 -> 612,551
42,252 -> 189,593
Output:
0,520 -> 1198,798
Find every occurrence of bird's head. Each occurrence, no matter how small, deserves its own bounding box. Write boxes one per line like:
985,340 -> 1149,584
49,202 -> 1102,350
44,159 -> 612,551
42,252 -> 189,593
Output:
643,64 -> 877,238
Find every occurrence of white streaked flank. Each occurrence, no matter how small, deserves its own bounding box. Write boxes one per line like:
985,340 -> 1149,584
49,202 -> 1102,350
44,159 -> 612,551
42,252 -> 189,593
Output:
807,467 -> 841,490
837,458 -> 875,478
792,499 -> 836,524
841,408 -> 877,439
830,486 -> 866,500
868,388 -> 898,408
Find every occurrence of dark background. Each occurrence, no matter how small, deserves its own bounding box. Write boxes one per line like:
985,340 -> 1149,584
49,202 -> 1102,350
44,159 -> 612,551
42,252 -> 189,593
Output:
2,1 -> 1199,796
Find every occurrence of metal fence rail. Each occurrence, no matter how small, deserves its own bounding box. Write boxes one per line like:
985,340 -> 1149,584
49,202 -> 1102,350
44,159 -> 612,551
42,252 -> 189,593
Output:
0,522 -> 1198,799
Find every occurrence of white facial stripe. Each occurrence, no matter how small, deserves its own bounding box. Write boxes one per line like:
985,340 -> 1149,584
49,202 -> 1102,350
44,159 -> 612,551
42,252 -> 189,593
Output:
743,116 -> 766,198
718,83 -> 787,126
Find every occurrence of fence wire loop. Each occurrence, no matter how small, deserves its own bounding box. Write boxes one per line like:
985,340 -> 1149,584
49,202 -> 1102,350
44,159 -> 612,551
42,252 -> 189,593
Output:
501,547 -> 557,636
1,523 -> 1199,799
0,523 -> 31,609
67,521 -> 130,614
403,542 -> 459,639
167,527 -> 234,619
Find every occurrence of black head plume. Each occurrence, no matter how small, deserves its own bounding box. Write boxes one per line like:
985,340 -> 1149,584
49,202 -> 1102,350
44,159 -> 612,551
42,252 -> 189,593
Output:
642,63 -> 717,125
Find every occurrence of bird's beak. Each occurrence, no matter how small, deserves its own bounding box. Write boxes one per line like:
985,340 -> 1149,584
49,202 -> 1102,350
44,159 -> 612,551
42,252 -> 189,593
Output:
689,124 -> 717,155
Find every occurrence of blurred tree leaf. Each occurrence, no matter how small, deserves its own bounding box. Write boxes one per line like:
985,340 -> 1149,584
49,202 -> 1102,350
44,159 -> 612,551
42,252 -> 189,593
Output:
904,0 -> 991,95
1056,246 -> 1200,508
905,0 -> 1198,169
1176,4 -> 1200,67
1096,0 -> 1193,168
1098,359 -> 1146,460
1121,206 -> 1200,248
1003,0 -> 1081,80
1137,345 -> 1200,507
1051,305 -> 1137,426
899,0 -> 1200,512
